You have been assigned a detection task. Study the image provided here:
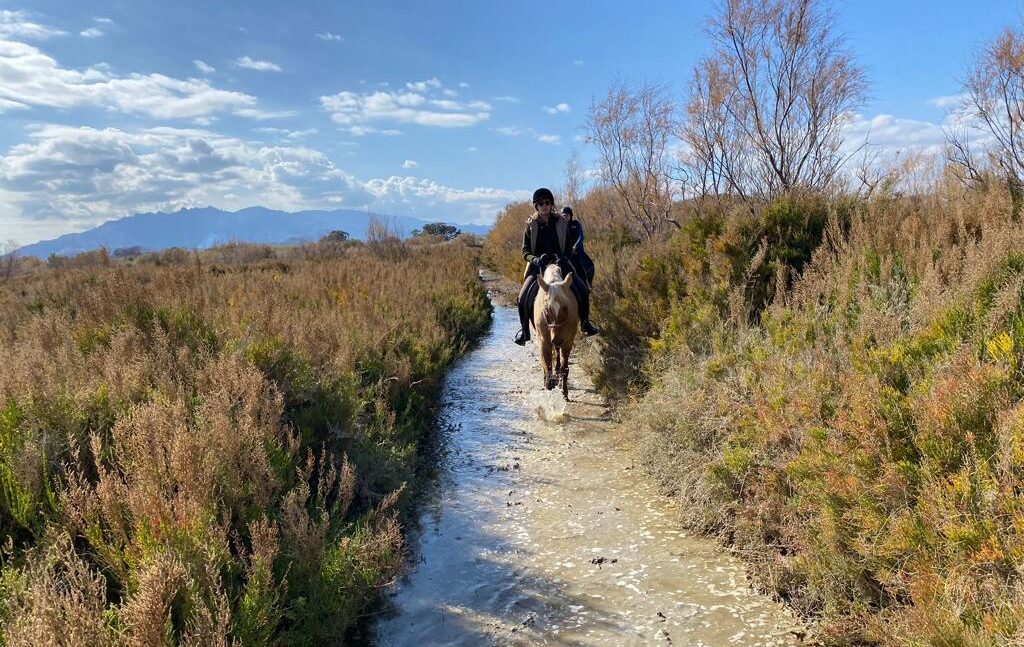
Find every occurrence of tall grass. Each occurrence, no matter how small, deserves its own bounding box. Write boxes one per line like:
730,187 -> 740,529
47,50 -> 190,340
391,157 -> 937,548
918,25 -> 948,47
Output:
484,181 -> 1024,644
0,238 -> 490,645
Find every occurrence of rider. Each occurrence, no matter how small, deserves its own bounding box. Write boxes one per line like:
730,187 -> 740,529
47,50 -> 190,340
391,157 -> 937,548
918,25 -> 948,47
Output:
513,188 -> 599,346
561,206 -> 595,287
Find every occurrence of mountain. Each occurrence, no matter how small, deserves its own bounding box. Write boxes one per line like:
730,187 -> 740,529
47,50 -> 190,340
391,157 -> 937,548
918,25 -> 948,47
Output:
16,206 -> 491,258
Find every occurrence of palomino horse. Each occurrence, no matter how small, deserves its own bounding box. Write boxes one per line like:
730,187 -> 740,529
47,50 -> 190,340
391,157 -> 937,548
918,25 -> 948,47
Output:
533,262 -> 579,399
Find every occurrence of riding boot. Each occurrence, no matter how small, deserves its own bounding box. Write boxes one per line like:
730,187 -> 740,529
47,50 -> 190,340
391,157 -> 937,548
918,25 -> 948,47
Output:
514,276 -> 535,346
514,303 -> 531,345
575,284 -> 599,336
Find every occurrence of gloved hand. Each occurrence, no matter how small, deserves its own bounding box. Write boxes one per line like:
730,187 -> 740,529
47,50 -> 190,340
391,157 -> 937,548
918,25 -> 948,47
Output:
531,256 -> 545,269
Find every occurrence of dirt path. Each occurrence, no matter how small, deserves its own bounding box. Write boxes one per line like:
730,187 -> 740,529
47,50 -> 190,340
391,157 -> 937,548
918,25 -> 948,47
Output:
371,283 -> 806,646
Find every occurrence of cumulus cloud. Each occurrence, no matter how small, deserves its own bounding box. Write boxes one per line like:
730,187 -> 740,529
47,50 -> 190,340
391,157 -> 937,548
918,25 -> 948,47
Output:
362,176 -> 527,222
0,40 -> 257,118
321,79 -> 491,129
236,56 -> 281,72
79,27 -> 104,38
493,96 -> 520,103
0,124 -> 372,226
543,102 -> 570,114
840,106 -> 988,159
402,159 -> 418,169
0,125 -> 524,240
315,31 -> 343,41
0,10 -> 66,40
194,59 -> 215,74
93,17 -> 115,25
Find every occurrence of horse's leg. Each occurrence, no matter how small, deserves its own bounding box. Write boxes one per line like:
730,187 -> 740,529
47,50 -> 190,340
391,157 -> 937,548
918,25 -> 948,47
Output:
540,336 -> 555,390
560,343 -> 572,400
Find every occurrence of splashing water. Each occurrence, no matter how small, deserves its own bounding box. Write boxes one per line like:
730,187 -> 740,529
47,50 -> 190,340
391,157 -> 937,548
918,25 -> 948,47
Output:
529,389 -> 568,423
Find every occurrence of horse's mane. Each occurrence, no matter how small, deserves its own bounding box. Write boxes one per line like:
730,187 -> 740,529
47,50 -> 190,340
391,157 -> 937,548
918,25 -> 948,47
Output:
542,264 -> 563,283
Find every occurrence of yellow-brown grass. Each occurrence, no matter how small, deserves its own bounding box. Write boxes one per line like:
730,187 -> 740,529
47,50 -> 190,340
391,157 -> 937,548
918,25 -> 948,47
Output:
484,179 -> 1024,644
0,238 -> 490,644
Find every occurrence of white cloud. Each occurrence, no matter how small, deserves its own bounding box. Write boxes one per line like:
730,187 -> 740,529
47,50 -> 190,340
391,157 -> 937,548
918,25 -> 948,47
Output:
0,40 -> 257,119
543,102 -> 570,114
458,82 -> 470,88
345,126 -> 403,136
0,97 -> 27,112
842,113 -> 949,157
402,159 -> 418,169
467,146 -> 477,152
494,125 -> 561,145
257,127 -> 318,140
321,81 -> 491,129
194,59 -> 215,74
0,124 -> 524,241
573,60 -> 584,66
93,17 -> 115,25
0,124 -> 371,229
493,96 -> 520,103
405,78 -> 442,92
315,31 -> 343,41
236,56 -> 282,72
928,93 -> 969,109
233,108 -> 297,120
79,27 -> 104,38
0,10 -> 66,40
362,176 -> 527,222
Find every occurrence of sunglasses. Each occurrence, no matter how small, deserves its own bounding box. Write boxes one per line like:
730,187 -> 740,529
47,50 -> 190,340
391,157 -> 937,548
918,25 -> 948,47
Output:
536,200 -> 553,207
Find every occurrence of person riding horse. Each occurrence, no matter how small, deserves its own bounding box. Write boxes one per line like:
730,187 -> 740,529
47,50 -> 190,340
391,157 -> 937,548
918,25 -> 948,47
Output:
514,188 -> 599,346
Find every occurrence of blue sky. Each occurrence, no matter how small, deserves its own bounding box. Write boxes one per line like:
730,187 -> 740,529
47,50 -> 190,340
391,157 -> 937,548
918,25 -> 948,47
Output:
0,0 -> 1020,246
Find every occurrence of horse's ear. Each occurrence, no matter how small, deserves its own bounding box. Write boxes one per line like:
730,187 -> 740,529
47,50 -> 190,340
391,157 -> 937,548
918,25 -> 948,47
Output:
562,272 -> 573,288
537,275 -> 549,291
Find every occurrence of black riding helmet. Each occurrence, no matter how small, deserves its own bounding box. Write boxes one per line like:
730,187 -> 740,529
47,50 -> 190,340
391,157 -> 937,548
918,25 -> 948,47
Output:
532,187 -> 554,205
561,206 -> 574,219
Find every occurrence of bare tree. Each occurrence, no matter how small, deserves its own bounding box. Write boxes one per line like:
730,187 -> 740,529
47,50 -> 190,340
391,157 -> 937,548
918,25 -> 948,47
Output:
585,80 -> 682,239
2,239 -> 17,279
681,0 -> 867,204
948,24 -> 1024,208
562,148 -> 584,209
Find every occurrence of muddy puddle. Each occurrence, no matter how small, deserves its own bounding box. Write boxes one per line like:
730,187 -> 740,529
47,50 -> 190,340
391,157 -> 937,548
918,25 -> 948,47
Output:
371,301 -> 806,646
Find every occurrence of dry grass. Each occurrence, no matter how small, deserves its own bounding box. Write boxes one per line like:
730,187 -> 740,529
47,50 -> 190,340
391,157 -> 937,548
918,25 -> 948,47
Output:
0,238 -> 490,645
484,178 -> 1024,644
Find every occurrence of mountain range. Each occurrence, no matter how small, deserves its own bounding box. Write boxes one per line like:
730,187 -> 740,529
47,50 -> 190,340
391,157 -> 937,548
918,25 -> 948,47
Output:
15,206 -> 491,258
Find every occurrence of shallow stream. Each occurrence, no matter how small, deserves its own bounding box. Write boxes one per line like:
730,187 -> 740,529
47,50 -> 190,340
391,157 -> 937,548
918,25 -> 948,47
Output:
372,301 -> 804,646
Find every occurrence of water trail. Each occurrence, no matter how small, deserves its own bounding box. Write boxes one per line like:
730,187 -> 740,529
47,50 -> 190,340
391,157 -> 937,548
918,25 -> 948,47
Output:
372,302 -> 805,646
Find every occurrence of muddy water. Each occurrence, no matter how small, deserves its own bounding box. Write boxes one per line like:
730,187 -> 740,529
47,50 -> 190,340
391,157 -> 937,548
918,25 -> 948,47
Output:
372,302 -> 805,646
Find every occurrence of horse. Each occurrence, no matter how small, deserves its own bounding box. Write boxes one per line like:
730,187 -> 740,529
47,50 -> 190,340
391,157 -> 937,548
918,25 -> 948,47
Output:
532,261 -> 579,399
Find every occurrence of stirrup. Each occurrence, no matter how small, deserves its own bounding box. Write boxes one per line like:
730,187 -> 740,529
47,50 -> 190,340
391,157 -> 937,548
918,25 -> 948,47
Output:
581,320 -> 600,336
514,328 -> 529,346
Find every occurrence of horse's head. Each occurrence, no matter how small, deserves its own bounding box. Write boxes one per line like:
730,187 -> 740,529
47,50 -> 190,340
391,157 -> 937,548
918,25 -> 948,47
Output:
537,269 -> 574,329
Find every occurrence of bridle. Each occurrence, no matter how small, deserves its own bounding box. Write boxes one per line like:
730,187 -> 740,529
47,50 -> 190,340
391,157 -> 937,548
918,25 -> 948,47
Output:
541,294 -> 568,337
